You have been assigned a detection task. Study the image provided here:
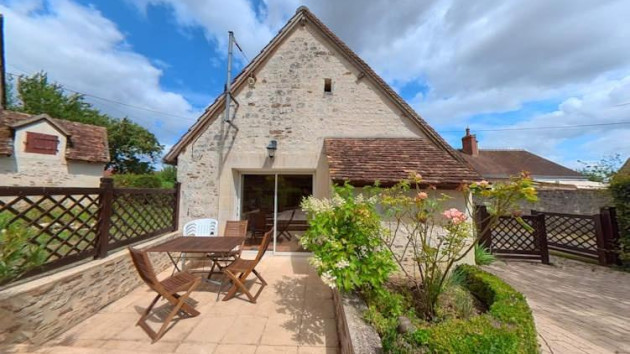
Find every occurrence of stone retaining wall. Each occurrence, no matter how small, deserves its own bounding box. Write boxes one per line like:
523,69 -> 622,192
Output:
521,188 -> 612,215
0,232 -> 178,345
332,289 -> 382,354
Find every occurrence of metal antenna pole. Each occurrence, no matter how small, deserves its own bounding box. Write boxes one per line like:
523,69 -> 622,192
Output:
224,31 -> 234,122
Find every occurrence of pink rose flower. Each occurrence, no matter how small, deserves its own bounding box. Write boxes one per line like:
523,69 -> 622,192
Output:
416,192 -> 428,200
442,208 -> 467,225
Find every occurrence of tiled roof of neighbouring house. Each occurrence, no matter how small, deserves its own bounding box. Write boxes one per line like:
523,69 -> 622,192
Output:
459,149 -> 584,179
325,138 -> 481,187
0,110 -> 110,163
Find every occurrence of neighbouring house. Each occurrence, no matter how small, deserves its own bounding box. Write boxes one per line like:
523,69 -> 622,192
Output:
459,128 -> 612,214
164,6 -> 480,256
0,110 -> 109,187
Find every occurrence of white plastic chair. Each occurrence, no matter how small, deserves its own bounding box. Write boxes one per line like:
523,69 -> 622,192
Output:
178,218 -> 219,273
183,218 -> 219,237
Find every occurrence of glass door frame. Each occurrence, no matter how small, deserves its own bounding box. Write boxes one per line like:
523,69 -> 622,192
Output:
237,170 -> 314,255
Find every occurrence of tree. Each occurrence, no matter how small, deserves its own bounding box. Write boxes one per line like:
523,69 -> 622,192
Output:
577,154 -> 623,183
10,72 -> 163,173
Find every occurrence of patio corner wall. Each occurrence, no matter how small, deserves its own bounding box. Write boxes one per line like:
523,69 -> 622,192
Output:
333,289 -> 382,354
0,232 -> 178,345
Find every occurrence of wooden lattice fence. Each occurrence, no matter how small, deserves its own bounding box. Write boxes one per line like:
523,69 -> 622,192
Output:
0,178 -> 180,278
532,208 -> 619,265
475,205 -> 620,266
476,206 -> 549,264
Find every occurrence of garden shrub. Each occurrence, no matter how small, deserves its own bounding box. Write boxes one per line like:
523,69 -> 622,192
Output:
300,183 -> 396,292
113,174 -> 162,188
414,265 -> 538,353
365,265 -> 538,353
0,213 -> 46,283
610,174 -> 630,264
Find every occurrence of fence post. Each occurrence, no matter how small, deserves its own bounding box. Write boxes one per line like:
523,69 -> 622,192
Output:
95,177 -> 114,259
172,182 -> 181,232
599,207 -> 620,266
593,213 -> 608,266
475,205 -> 492,249
536,213 -> 550,265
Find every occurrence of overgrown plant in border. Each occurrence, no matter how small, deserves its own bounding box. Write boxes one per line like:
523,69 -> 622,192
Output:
0,213 -> 46,283
379,172 -> 537,320
300,183 -> 396,293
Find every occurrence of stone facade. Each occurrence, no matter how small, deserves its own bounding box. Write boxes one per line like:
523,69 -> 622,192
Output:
177,22 -> 432,230
0,120 -> 104,187
520,188 -> 613,215
0,232 -> 176,345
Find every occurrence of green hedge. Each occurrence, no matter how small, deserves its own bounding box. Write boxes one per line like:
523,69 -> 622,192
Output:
411,265 -> 538,353
112,174 -> 162,188
610,174 -> 630,264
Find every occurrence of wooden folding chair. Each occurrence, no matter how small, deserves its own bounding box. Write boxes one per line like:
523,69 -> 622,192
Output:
218,228 -> 273,303
207,220 -> 249,280
128,247 -> 201,342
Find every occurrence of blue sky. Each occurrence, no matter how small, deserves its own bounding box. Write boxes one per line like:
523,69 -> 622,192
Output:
2,0 -> 629,168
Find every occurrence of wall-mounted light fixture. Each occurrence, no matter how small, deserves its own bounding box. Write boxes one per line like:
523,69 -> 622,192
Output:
266,140 -> 277,158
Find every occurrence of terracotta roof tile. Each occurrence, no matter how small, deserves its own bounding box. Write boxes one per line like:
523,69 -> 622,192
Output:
0,110 -> 109,163
459,150 -> 583,179
325,138 -> 481,188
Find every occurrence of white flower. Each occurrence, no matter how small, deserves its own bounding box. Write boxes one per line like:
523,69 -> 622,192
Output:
309,256 -> 323,269
1,229 -> 6,234
302,196 -> 334,214
336,259 -> 350,269
356,194 -> 365,204
320,271 -> 337,288
331,194 -> 345,207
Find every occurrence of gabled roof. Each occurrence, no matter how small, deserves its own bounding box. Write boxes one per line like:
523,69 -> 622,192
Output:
326,138 -> 481,187
8,114 -> 71,137
164,6 -> 462,164
459,149 -> 584,180
0,110 -> 110,163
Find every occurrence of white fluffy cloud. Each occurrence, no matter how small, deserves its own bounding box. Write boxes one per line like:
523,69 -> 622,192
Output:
130,0 -> 630,165
1,0 -> 200,144
5,0 -> 629,166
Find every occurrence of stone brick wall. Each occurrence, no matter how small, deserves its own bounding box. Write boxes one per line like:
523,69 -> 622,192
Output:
333,289 -> 382,354
0,232 -> 177,345
521,188 -> 612,215
176,22 -> 429,229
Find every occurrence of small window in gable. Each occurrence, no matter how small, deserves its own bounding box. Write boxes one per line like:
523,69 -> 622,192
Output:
25,132 -> 59,155
324,78 -> 332,94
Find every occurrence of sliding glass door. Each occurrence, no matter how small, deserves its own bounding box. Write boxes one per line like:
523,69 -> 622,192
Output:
241,173 -> 312,253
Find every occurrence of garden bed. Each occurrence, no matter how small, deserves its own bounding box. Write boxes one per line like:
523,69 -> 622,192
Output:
362,265 -> 538,353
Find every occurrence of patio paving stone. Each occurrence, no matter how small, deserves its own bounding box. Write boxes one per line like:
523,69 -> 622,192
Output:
486,257 -> 630,354
14,256 -> 339,354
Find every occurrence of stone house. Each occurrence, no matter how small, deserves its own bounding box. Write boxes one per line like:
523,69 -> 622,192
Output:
164,7 -> 480,255
0,110 -> 109,187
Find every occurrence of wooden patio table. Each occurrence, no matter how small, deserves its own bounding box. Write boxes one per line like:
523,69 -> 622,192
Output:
146,236 -> 245,274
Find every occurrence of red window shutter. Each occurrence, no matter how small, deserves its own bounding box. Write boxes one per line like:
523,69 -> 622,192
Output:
25,132 -> 59,155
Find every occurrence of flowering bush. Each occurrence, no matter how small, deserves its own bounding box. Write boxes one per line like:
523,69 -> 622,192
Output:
379,172 -> 537,319
301,184 -> 395,292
